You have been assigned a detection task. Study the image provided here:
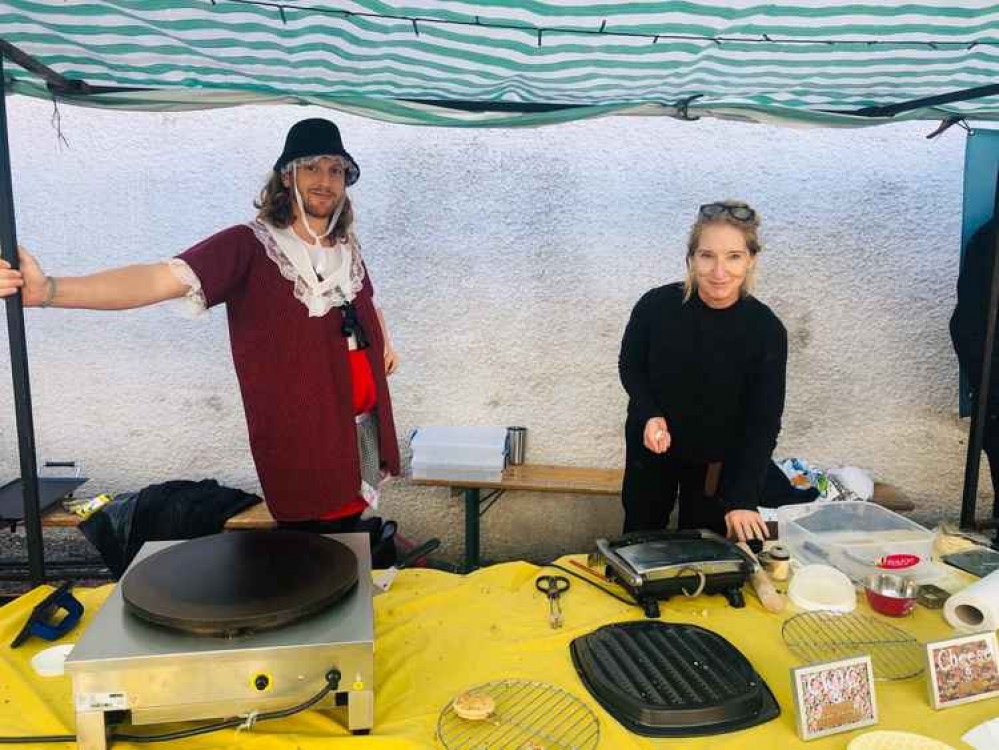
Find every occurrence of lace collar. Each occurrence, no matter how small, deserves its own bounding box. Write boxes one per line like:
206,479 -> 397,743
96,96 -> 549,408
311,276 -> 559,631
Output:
248,218 -> 365,317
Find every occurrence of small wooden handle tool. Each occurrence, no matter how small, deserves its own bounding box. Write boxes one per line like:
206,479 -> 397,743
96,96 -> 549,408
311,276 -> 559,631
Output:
738,542 -> 786,614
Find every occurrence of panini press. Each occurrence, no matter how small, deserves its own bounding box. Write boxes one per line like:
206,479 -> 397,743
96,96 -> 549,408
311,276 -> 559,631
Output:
592,529 -> 753,617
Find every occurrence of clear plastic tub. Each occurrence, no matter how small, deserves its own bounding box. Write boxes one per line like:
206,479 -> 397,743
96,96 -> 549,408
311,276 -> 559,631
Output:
410,426 -> 507,482
411,426 -> 507,463
778,501 -> 939,583
410,460 -> 503,483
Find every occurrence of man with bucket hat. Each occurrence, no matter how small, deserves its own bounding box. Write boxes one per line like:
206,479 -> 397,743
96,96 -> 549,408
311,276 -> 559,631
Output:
0,118 -> 401,530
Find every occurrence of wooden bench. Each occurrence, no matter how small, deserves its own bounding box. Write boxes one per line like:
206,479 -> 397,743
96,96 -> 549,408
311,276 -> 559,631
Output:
411,465 -> 624,572
220,502 -> 278,529
411,464 -> 915,572
41,467 -> 913,572
42,500 -> 278,530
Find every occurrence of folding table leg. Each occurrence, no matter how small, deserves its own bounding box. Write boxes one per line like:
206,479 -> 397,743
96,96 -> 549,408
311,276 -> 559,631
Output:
463,488 -> 481,572
348,689 -> 374,734
75,710 -> 107,750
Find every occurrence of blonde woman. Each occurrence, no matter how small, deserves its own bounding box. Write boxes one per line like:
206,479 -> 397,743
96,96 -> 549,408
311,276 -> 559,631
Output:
618,201 -> 787,543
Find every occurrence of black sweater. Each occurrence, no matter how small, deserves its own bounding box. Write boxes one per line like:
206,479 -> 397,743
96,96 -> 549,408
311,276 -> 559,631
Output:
951,219 -> 999,409
619,283 -> 788,511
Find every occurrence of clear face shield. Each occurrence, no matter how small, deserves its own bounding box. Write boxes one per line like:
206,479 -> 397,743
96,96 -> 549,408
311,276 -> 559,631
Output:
283,155 -> 350,246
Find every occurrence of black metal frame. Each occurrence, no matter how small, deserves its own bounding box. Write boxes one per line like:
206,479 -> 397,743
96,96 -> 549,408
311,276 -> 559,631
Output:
853,83 -> 999,118
0,39 -> 90,95
4,46 -> 999,587
0,52 -> 45,586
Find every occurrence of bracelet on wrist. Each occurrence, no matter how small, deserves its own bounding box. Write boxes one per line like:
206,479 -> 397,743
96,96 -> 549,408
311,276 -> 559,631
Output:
40,276 -> 57,308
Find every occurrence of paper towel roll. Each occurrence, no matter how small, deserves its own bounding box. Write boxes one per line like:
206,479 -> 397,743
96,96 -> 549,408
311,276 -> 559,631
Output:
944,569 -> 999,632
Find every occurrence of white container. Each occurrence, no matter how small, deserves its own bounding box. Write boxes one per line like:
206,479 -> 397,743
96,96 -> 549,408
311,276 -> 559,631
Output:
410,426 -> 508,482
778,501 -> 938,583
410,460 -> 503,483
411,426 -> 507,463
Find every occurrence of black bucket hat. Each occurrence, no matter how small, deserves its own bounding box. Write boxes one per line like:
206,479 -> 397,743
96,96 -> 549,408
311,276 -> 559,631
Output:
274,118 -> 360,186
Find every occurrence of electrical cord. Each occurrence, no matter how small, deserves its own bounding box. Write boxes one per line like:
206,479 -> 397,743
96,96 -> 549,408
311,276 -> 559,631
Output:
0,668 -> 341,745
113,668 -> 341,743
544,562 -> 639,607
0,733 -> 76,744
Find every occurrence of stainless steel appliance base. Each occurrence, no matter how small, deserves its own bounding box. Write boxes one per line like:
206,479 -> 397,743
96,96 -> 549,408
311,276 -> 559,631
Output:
66,533 -> 375,749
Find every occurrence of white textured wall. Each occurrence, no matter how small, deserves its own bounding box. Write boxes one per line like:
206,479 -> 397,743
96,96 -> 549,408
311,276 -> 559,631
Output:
0,98 -> 978,563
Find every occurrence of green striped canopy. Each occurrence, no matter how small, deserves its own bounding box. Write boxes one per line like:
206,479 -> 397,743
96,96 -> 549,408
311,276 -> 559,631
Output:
4,1 -> 999,127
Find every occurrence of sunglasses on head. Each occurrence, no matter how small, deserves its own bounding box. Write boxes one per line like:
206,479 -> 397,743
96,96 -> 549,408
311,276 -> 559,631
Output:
699,203 -> 756,222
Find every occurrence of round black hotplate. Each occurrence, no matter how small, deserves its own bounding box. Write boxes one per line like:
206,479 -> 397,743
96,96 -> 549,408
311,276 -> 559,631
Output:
121,530 -> 358,637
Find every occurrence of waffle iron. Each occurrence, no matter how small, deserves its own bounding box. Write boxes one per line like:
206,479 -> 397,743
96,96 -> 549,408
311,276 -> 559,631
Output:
592,529 -> 754,617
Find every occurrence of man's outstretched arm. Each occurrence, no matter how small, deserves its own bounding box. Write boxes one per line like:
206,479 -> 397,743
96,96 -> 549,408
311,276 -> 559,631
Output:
0,246 -> 188,310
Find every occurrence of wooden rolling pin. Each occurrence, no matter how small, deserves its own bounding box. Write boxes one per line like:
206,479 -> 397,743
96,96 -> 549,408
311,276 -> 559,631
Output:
738,542 -> 786,613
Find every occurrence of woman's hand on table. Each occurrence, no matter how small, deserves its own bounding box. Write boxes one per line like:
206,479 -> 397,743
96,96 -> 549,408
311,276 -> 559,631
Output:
725,509 -> 769,543
643,417 -> 671,453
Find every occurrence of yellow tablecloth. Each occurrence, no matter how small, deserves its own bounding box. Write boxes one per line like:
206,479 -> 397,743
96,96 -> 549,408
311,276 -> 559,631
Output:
0,558 -> 995,749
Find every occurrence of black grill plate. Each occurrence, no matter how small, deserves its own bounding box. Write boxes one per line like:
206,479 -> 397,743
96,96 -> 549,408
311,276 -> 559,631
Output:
570,621 -> 779,737
122,531 -> 358,636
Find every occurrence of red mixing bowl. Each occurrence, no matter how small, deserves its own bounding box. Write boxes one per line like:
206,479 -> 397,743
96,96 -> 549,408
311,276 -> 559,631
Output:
865,572 -> 918,617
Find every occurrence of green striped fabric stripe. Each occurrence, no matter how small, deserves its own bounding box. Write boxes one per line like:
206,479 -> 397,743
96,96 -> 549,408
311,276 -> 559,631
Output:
3,1 -> 999,126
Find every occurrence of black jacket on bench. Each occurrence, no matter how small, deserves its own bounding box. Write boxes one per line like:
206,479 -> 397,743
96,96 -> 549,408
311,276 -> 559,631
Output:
80,479 -> 260,578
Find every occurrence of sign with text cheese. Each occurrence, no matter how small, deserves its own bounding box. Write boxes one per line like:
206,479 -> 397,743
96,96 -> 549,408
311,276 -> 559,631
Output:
926,631 -> 999,710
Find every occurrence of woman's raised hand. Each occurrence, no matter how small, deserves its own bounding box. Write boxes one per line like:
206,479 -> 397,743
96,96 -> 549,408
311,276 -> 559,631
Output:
643,417 -> 671,454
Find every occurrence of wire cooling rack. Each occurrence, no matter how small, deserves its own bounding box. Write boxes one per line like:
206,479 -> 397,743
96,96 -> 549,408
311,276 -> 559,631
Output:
782,611 -> 924,681
437,679 -> 600,750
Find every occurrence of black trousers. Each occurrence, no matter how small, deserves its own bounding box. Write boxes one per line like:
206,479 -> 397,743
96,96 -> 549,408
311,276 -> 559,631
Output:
277,514 -> 398,568
277,513 -> 366,535
983,413 -> 999,504
621,439 -> 727,536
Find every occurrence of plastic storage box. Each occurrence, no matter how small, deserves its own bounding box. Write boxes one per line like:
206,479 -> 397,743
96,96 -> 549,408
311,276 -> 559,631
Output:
410,426 -> 507,482
778,501 -> 938,583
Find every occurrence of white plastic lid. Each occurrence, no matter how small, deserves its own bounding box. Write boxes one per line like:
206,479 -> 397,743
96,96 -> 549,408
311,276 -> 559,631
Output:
788,564 -> 857,612
410,426 -> 508,448
30,643 -> 74,678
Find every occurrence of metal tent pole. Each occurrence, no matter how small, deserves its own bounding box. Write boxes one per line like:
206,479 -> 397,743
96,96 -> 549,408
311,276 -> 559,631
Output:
854,83 -> 999,118
0,54 -> 45,585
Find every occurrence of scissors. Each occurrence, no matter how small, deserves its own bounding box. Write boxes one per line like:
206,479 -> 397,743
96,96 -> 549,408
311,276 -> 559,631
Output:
535,575 -> 570,629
